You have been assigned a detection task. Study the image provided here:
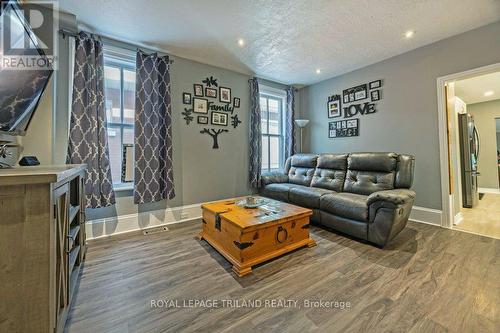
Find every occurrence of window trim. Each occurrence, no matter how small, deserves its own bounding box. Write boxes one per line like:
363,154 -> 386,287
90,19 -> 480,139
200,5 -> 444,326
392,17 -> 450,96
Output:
259,86 -> 287,173
103,54 -> 136,187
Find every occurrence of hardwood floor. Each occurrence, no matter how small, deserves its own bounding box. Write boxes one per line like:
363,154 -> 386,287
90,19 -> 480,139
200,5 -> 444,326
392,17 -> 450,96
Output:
456,193 -> 500,239
65,220 -> 499,333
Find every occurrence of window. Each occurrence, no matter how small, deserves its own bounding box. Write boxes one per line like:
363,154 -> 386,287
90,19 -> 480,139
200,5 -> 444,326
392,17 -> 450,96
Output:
104,53 -> 136,188
260,88 -> 286,172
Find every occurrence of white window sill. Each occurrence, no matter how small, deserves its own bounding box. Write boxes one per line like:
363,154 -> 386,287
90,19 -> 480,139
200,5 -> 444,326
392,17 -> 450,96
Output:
113,183 -> 133,192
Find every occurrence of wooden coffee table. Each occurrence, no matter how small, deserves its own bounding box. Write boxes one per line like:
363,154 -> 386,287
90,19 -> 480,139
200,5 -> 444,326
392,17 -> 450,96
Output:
198,196 -> 315,277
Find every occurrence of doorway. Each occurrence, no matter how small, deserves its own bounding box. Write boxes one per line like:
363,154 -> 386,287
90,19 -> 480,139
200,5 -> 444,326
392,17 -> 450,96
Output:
437,63 -> 500,239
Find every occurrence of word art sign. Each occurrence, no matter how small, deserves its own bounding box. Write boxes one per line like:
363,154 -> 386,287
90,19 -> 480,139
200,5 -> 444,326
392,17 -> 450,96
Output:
343,102 -> 376,118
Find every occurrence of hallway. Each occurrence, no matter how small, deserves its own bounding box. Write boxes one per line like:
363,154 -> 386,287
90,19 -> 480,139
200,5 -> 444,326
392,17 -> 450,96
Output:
455,193 -> 500,239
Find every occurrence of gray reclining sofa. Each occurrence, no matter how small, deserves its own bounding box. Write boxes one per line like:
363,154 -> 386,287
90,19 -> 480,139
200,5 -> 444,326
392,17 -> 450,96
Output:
260,152 -> 416,247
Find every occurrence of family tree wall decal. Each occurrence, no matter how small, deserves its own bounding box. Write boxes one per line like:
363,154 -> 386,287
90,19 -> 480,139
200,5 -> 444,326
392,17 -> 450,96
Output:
200,128 -> 228,149
182,76 -> 242,149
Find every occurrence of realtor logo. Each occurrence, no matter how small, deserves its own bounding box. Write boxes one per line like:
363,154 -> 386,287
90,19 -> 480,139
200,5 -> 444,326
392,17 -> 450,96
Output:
0,0 -> 58,70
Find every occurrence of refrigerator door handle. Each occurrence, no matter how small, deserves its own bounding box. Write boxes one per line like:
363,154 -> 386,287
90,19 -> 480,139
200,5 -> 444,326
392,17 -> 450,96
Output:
473,126 -> 480,160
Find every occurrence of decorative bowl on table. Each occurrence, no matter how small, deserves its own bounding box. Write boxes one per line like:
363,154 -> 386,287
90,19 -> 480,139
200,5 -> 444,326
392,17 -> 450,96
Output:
237,196 -> 268,208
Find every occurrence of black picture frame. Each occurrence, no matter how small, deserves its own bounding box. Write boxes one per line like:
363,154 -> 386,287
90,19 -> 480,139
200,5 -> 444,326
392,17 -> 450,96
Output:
205,87 -> 217,98
370,90 -> 381,101
343,83 -> 368,103
182,92 -> 191,104
327,95 -> 342,118
194,84 -> 204,97
233,97 -> 240,108
197,116 -> 209,124
211,111 -> 228,126
219,86 -> 231,103
328,118 -> 359,138
369,79 -> 382,89
193,97 -> 208,113
354,89 -> 367,101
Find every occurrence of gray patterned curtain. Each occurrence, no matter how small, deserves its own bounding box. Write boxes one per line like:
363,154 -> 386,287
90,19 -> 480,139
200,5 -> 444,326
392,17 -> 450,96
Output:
284,86 -> 296,160
67,32 -> 115,208
249,77 -> 262,188
134,50 -> 175,204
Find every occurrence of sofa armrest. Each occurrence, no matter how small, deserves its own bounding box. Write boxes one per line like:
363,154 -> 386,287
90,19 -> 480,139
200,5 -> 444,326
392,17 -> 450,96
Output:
367,189 -> 416,206
367,189 -> 416,247
261,170 -> 288,186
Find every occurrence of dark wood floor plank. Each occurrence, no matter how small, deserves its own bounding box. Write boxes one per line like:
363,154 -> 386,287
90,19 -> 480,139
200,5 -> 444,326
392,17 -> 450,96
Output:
65,221 -> 500,333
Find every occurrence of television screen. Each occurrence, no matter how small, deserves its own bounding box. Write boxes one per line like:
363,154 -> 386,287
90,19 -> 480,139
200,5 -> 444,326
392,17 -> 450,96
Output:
0,0 -> 53,135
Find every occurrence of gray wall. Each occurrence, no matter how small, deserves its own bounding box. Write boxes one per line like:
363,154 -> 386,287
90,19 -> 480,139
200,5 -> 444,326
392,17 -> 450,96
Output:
16,5 -> 60,164
468,99 -> 500,189
87,56 -> 253,220
298,21 -> 500,210
17,9 -> 290,221
53,13 -> 78,164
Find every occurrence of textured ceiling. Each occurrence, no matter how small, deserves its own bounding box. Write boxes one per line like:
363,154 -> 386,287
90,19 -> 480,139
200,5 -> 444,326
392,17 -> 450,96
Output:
455,71 -> 500,104
58,0 -> 500,86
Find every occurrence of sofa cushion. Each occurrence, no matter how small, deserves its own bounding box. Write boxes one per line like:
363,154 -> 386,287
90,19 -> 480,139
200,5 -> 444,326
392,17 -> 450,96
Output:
288,167 -> 316,186
343,170 -> 395,196
288,154 -> 318,186
289,185 -> 333,209
320,192 -> 368,221
343,153 -> 397,195
348,152 -> 398,172
260,183 -> 299,202
317,153 -> 348,170
311,168 -> 346,192
310,154 -> 347,192
291,154 -> 318,168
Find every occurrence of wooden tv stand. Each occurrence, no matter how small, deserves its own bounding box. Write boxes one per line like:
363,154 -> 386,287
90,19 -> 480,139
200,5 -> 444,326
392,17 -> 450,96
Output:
0,165 -> 87,333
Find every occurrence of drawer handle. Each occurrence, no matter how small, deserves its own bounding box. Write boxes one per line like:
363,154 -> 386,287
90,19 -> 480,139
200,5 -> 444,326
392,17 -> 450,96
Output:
276,226 -> 288,243
233,241 -> 253,250
215,213 -> 221,231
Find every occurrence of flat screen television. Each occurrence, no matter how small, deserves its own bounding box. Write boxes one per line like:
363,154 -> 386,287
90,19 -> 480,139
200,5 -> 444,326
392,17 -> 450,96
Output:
0,0 -> 53,136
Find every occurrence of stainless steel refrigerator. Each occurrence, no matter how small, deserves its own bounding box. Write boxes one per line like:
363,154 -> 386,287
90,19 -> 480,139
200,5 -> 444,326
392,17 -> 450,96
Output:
458,113 -> 480,208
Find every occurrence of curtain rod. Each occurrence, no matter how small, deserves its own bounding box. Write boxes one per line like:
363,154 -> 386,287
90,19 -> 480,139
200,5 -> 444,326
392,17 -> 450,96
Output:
248,77 -> 297,90
58,29 -> 174,63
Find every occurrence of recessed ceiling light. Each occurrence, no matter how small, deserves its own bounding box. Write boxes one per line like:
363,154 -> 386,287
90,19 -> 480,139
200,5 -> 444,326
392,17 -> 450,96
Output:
484,90 -> 494,97
405,30 -> 415,38
237,38 -> 245,47
316,69 -> 321,74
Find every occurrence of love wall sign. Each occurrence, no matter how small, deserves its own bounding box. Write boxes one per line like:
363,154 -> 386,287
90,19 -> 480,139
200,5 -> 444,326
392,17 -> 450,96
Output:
327,79 -> 383,138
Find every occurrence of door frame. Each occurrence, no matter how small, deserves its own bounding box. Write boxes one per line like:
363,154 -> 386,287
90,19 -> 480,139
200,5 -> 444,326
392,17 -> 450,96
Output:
436,62 -> 500,228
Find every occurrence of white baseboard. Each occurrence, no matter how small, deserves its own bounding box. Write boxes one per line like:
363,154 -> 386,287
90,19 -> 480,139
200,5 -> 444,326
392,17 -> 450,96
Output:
453,212 -> 463,225
87,201 -> 443,240
409,206 -> 442,226
86,203 -> 202,240
478,187 -> 500,194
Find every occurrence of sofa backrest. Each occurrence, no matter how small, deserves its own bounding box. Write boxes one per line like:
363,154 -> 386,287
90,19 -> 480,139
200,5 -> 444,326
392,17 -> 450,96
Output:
287,154 -> 318,186
395,154 -> 415,189
343,153 -> 398,195
310,154 -> 348,192
283,152 -> 414,193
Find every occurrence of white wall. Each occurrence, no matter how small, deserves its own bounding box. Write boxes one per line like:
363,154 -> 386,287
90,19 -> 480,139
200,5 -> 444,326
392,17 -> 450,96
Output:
450,92 -> 467,216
